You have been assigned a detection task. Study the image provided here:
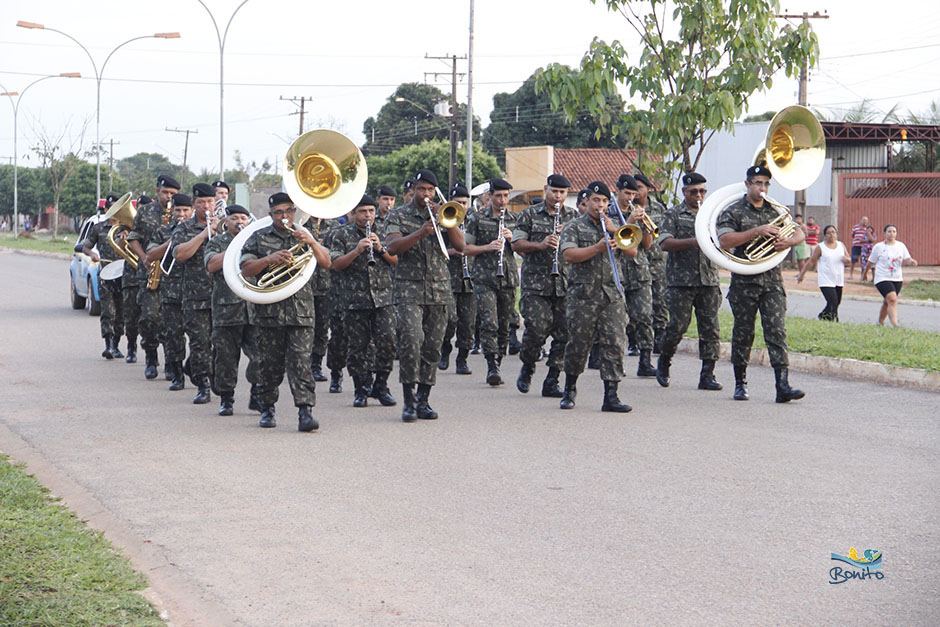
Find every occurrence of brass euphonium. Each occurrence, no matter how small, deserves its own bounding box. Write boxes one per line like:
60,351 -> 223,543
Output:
104,192 -> 139,270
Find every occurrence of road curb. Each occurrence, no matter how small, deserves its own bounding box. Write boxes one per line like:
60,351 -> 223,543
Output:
0,245 -> 72,261
786,286 -> 939,308
677,338 -> 940,392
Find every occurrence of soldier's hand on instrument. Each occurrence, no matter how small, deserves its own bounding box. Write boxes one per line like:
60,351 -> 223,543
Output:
294,225 -> 316,246
488,239 -> 503,251
603,213 -> 619,233
268,249 -> 293,265
369,233 -> 382,249
501,227 -> 512,240
543,234 -> 559,250
628,207 -> 645,223
755,223 -> 780,238
208,214 -> 221,233
420,220 -> 437,238
357,237 -> 373,253
91,252 -> 100,263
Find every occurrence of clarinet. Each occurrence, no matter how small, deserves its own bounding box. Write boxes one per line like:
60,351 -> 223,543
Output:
495,205 -> 507,278
550,202 -> 561,276
460,222 -> 471,279
365,221 -> 376,266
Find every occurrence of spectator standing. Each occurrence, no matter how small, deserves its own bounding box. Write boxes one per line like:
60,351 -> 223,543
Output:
860,225 -> 876,282
849,216 -> 869,279
798,224 -> 848,321
868,224 -> 917,327
792,214 -> 810,275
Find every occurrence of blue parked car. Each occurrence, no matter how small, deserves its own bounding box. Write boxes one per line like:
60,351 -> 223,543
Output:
70,214 -> 104,316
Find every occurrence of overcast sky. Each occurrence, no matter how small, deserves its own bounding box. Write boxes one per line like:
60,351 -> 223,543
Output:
1,0 -> 938,182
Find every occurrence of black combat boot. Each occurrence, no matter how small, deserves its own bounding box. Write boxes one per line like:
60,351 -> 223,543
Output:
733,364 -> 749,401
311,354 -> 327,382
102,334 -> 115,360
438,341 -> 452,371
656,353 -> 671,388
508,328 -> 521,355
144,349 -> 159,380
637,349 -> 657,377
627,329 -> 639,356
169,361 -> 186,391
415,383 -> 438,420
455,348 -> 472,375
125,337 -> 137,363
401,384 -> 417,423
193,377 -> 211,404
698,360 -> 723,391
541,366 -> 563,398
652,333 -> 663,355
601,380 -> 632,413
248,385 -> 261,412
259,405 -> 276,428
774,368 -> 805,403
516,362 -> 535,393
370,371 -> 397,406
353,374 -> 369,408
110,336 -> 124,359
587,343 -> 600,369
485,354 -> 502,386
329,369 -> 343,393
560,374 -> 578,410
218,394 -> 234,416
298,405 -> 318,432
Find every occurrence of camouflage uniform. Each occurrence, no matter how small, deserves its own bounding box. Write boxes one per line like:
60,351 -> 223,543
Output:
465,207 -> 518,357
121,246 -> 141,350
127,202 -> 165,354
306,218 -> 332,366
322,221 -> 349,376
511,201 -> 577,370
147,222 -> 185,366
616,215 -> 654,352
442,243 -> 475,351
241,225 -> 317,408
657,201 -> 721,360
716,195 -> 789,368
82,220 -> 123,339
643,197 -> 669,341
560,214 -> 627,381
205,231 -> 258,398
171,218 -> 213,383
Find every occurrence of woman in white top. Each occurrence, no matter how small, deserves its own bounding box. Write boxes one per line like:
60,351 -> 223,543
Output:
798,224 -> 849,321
867,224 -> 918,327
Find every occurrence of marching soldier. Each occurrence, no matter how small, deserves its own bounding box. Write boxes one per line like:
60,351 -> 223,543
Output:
439,184 -> 475,375
576,189 -> 589,215
324,216 -> 349,393
213,180 -> 229,204
171,183 -> 220,404
374,184 -> 397,233
463,178 -> 517,386
121,194 -> 151,365
306,216 -> 333,383
329,195 -> 398,408
717,165 -> 805,403
401,179 -> 415,206
634,174 -> 668,353
240,192 -> 332,431
81,193 -> 125,360
205,204 -> 259,416
511,174 -> 577,397
559,181 -> 636,412
385,169 -> 465,422
654,173 -> 722,391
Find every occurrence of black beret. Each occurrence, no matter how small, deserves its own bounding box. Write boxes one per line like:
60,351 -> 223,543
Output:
105,193 -> 121,204
172,193 -> 192,207
634,174 -> 654,189
192,183 -> 215,198
403,179 -> 415,192
746,165 -> 772,180
577,189 -> 590,203
587,181 -> 611,199
489,178 -> 512,192
212,180 -> 230,190
546,173 -> 571,188
268,192 -> 292,208
616,174 -> 638,191
137,195 -> 153,207
356,194 -> 377,209
377,185 -> 396,197
226,204 -> 250,217
450,184 -> 470,199
414,169 -> 439,188
682,172 -> 707,186
156,175 -> 180,190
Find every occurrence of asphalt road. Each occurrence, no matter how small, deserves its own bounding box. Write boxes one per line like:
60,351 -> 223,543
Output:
2,250 -> 939,626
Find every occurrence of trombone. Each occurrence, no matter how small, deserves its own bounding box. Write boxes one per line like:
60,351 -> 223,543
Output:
424,187 -> 468,260
607,196 -> 644,251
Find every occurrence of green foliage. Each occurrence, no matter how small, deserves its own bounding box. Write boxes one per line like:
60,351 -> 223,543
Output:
743,111 -> 776,122
536,0 -> 819,186
366,139 -> 502,196
900,280 -> 940,301
0,165 -> 53,217
59,161 -> 130,219
115,152 -> 194,196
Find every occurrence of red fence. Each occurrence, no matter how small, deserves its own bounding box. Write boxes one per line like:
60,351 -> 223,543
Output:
838,173 -> 940,265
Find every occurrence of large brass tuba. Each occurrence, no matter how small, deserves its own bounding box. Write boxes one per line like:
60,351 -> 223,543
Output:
694,105 -> 825,275
104,192 -> 139,270
223,129 -> 367,304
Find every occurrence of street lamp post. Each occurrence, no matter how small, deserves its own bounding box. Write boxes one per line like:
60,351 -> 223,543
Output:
17,21 -> 180,202
1,73 -> 82,236
196,0 -> 252,182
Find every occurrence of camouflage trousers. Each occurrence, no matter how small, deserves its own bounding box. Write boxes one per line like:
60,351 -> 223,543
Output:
122,283 -> 140,340
727,281 -> 789,368
182,307 -> 213,381
624,282 -> 654,350
564,292 -> 626,382
311,293 -> 330,359
650,277 -> 668,337
326,290 -> 347,373
473,284 -> 515,356
347,306 -> 395,377
98,278 -> 123,338
396,303 -> 447,386
660,286 -> 721,361
212,323 -> 259,396
161,300 -> 186,363
443,291 -> 476,351
509,299 -> 520,333
254,324 -> 316,407
520,292 -> 567,370
137,285 -> 163,351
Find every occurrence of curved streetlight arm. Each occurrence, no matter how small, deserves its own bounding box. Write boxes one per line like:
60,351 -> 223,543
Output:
17,22 -> 99,80
395,97 -> 435,118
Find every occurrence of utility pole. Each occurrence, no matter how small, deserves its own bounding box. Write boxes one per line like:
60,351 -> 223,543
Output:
166,127 -> 199,188
107,139 -> 120,193
426,54 -> 467,192
280,96 -> 315,137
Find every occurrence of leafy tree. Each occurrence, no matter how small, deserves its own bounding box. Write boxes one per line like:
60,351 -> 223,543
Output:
115,152 -> 194,197
536,0 -> 819,189
483,69 -> 625,167
32,119 -> 90,240
0,165 -> 53,226
59,160 -> 129,220
365,139 -> 501,197
743,111 -> 776,122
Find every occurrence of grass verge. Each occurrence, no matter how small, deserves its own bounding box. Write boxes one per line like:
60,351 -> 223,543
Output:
0,455 -> 163,626
0,233 -> 76,256
687,311 -> 940,373
901,279 -> 940,302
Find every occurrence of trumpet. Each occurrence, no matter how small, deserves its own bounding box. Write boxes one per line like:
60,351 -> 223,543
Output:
635,204 -> 659,239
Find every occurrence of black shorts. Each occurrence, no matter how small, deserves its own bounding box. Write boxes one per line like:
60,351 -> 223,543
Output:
876,281 -> 903,297
851,245 -> 862,263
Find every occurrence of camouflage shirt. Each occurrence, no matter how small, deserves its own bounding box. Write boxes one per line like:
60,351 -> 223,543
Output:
82,218 -> 119,263
329,222 -> 393,310
657,201 -> 720,287
304,217 -> 338,295
512,201 -> 577,296
204,231 -> 251,326
147,221 -> 184,303
240,224 -> 316,327
716,195 -> 784,287
384,200 -> 453,305
559,212 -> 623,302
464,206 -> 518,289
127,201 -> 167,281
640,197 -> 667,280
171,218 -> 212,311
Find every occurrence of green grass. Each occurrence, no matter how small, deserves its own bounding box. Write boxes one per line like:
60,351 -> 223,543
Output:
902,279 -> 940,302
687,311 -> 940,372
0,456 -> 163,626
0,233 -> 76,256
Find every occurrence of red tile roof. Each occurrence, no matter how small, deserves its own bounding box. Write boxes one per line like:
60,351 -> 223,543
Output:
553,148 -> 638,191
